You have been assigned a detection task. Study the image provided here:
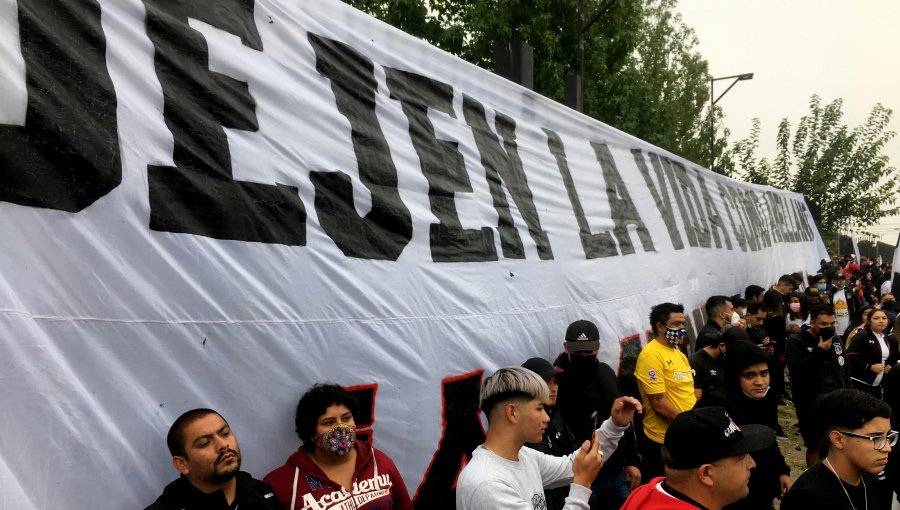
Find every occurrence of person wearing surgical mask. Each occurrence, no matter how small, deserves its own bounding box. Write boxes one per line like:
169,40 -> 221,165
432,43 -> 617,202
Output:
786,292 -> 810,334
784,304 -> 851,468
696,341 -> 792,510
264,384 -> 413,510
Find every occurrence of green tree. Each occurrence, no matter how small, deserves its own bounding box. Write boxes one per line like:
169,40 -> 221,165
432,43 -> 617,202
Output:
341,0 -> 727,170
729,95 -> 899,235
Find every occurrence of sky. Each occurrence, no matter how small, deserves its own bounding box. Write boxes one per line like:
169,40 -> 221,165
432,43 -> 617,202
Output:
676,0 -> 900,246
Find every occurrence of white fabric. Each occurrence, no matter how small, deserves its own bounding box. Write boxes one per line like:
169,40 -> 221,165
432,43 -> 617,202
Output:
0,1 -> 828,508
874,331 -> 889,386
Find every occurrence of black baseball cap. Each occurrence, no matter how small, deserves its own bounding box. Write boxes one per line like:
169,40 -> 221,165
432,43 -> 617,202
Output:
521,357 -> 558,379
664,407 -> 775,469
565,320 -> 600,352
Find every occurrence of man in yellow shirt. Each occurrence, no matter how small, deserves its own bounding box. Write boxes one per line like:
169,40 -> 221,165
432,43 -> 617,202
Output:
635,302 -> 697,480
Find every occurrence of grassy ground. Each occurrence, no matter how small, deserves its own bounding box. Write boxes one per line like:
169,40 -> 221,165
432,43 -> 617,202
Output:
774,394 -> 806,509
776,400 -> 807,476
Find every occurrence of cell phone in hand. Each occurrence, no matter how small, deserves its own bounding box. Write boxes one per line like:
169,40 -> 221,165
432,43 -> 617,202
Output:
591,411 -> 598,431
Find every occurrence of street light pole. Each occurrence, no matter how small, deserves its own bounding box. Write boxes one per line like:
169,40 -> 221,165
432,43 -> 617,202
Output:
709,72 -> 753,171
573,0 -> 616,112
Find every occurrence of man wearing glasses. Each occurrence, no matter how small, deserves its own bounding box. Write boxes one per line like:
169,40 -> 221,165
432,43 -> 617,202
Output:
782,388 -> 894,510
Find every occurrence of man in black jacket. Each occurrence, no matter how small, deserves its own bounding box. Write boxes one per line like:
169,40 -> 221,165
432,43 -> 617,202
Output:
144,408 -> 280,510
784,304 -> 850,468
522,357 -> 579,510
555,319 -> 642,510
694,295 -> 733,350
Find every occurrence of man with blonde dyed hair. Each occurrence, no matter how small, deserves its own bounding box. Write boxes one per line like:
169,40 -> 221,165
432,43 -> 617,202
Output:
456,366 -> 642,510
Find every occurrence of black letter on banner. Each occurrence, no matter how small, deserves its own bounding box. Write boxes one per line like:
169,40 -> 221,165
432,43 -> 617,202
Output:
0,0 -> 120,211
660,157 -> 698,247
742,191 -> 770,248
414,371 -> 486,509
463,96 -> 553,260
144,0 -> 305,244
784,195 -> 802,242
545,129 -> 617,258
633,150 -> 684,250
671,162 -> 711,248
795,200 -> 814,241
592,143 -> 655,254
695,171 -> 732,250
384,68 -> 496,262
716,183 -> 748,252
779,195 -> 798,242
307,34 -> 412,260
764,192 -> 785,244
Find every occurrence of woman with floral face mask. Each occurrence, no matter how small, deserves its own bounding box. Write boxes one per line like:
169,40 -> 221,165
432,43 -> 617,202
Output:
264,384 -> 413,510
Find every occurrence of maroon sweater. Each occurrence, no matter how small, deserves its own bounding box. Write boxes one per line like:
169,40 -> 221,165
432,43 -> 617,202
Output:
264,441 -> 413,510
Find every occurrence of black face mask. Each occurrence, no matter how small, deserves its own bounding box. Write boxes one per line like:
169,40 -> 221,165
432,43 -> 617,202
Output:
818,327 -> 836,341
883,301 -> 896,312
569,355 -> 597,371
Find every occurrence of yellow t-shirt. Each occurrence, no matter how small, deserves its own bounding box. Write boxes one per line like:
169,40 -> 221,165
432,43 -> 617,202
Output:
635,339 -> 697,443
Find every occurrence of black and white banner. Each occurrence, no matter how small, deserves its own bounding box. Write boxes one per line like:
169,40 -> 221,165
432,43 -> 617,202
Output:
0,0 -> 827,508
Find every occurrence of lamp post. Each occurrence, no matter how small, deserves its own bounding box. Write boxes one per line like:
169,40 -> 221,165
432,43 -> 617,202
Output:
709,73 -> 753,171
568,0 -> 616,111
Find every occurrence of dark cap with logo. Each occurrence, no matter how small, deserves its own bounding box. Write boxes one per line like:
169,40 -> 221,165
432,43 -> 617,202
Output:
565,320 -> 600,352
664,406 -> 776,469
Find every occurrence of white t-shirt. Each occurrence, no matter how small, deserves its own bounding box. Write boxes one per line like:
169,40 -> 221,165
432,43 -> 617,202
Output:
832,288 -> 851,335
456,419 -> 626,510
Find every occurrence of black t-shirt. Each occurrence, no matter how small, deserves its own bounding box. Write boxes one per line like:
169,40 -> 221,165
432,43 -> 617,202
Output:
781,461 -> 886,510
689,349 -> 724,391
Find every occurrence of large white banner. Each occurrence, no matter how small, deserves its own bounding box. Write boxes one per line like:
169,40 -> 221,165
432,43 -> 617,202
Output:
0,0 -> 827,508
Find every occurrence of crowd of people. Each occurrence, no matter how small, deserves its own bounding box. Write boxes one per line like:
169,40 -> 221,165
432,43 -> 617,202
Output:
142,254 -> 898,510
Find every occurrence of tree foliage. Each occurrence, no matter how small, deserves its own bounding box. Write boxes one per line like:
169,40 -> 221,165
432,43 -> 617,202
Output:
341,0 -> 725,169
729,95 -> 899,235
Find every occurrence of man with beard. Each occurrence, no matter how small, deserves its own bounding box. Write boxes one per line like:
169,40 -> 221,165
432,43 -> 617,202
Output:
555,320 -> 642,510
144,408 -> 280,510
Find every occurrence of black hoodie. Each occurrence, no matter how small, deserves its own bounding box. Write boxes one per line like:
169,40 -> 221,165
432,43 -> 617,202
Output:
553,353 -> 641,476
695,341 -> 789,510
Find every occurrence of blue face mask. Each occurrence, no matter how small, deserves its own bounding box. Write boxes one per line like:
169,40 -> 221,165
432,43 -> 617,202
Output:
818,284 -> 827,292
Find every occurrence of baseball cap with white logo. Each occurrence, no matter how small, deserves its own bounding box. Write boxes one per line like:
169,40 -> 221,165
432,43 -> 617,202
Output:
565,320 -> 600,352
663,406 -> 775,469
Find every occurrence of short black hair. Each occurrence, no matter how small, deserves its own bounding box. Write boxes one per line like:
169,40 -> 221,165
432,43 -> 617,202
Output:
649,302 -> 684,331
744,285 -> 765,301
818,389 -> 891,453
166,408 -> 223,458
808,304 -> 835,321
704,295 -> 731,319
778,274 -> 796,286
729,295 -> 747,309
295,384 -> 360,452
746,302 -> 767,315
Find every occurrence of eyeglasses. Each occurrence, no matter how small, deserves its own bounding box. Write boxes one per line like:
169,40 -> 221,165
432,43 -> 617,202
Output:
838,430 -> 899,450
